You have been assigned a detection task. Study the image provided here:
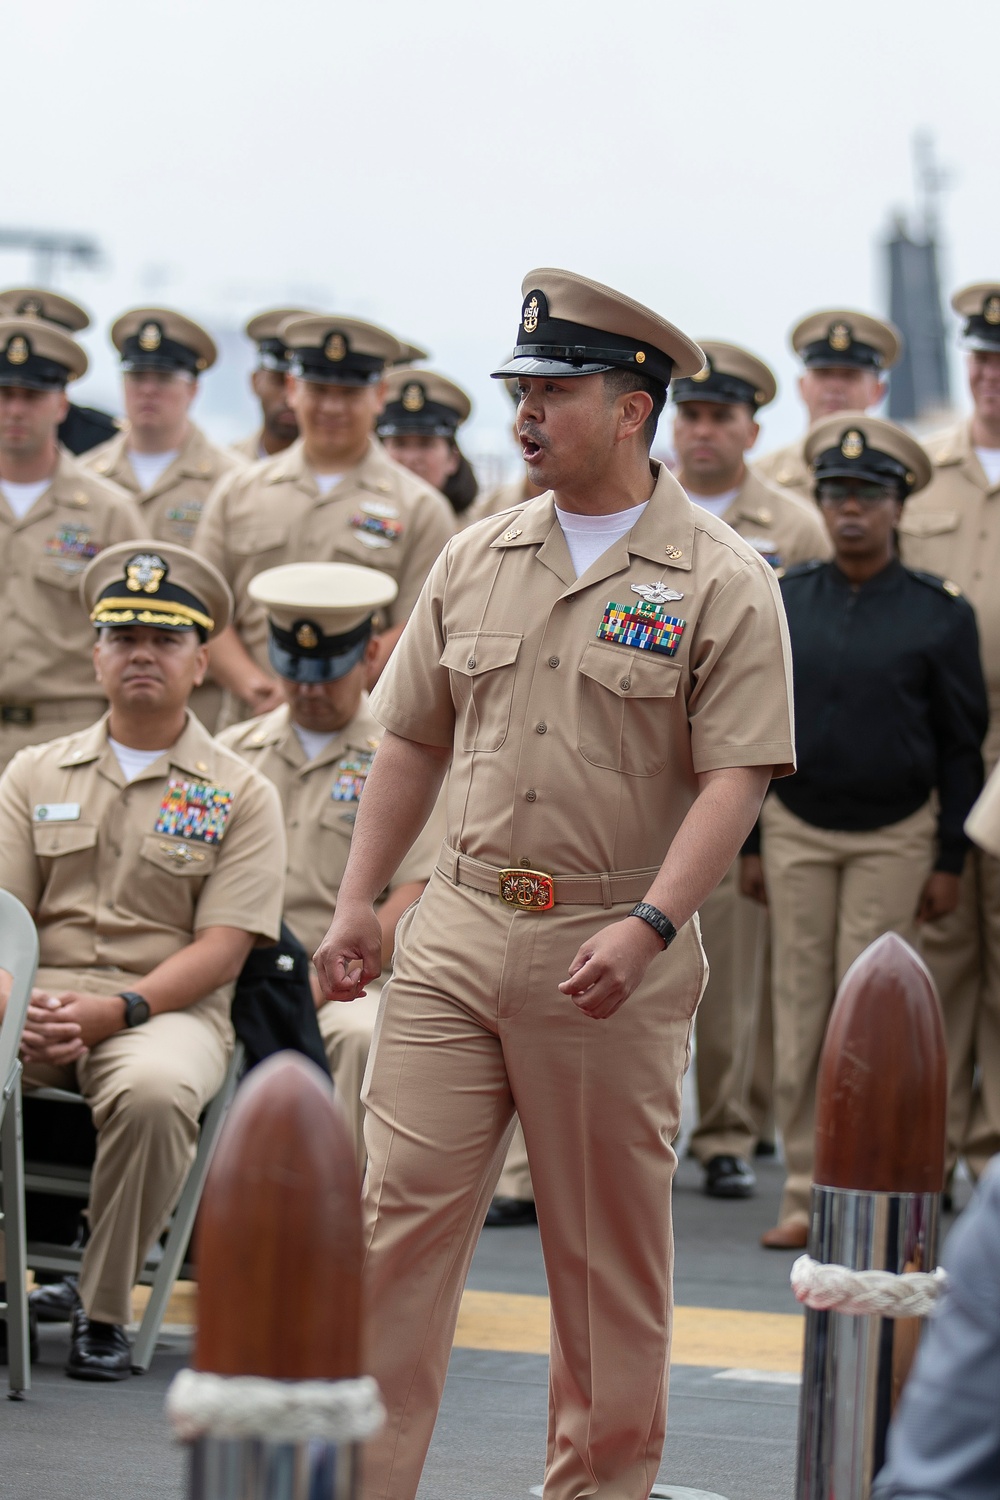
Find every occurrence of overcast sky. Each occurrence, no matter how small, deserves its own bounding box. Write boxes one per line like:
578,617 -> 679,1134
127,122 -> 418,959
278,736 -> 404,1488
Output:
3,0 -> 995,465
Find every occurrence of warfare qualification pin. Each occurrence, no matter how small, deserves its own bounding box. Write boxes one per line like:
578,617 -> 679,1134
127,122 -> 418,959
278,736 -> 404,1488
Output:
841,429 -> 865,460
125,552 -> 168,594
402,382 -> 425,412
828,322 -> 852,352
6,335 -> 29,365
138,322 -> 162,351
632,582 -> 684,604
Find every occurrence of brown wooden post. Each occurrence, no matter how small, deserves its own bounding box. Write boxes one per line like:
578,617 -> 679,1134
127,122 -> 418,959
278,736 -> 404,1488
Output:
167,1052 -> 381,1500
796,932 -> 947,1500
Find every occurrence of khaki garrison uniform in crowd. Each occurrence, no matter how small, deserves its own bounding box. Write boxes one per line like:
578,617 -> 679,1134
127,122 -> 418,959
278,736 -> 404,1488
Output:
358,464 -> 794,1498
753,438 -> 813,503
689,469 -> 830,1167
0,452 -> 142,769
193,437 -> 455,717
0,712 -> 284,1324
898,420 -> 1000,1176
83,427 -> 246,730
217,699 -> 443,1173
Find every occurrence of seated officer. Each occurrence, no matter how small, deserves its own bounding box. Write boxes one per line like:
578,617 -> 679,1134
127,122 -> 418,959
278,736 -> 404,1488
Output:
0,287 -> 119,455
217,562 -> 443,1173
231,307 -> 309,462
0,542 -> 285,1379
376,367 -> 479,520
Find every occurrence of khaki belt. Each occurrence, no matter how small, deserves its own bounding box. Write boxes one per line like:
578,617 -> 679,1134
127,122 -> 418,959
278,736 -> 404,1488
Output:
437,844 -> 658,911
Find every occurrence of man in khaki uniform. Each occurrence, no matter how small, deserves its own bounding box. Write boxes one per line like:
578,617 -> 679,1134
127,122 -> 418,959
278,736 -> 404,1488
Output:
0,287 -> 119,455
897,281 -> 1000,1185
0,542 -> 284,1379
670,342 -> 831,1199
230,307 -> 308,462
755,415 -> 986,1247
0,317 -> 142,771
218,562 -> 442,1173
194,313 -> 455,721
315,268 -> 795,1500
754,310 -> 901,500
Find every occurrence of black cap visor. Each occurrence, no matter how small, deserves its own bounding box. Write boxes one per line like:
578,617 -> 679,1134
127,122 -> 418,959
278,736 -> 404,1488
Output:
267,616 -> 373,683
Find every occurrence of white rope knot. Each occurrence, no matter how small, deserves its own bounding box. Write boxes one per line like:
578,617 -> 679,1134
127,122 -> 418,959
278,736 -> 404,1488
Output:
791,1254 -> 947,1318
166,1369 -> 385,1444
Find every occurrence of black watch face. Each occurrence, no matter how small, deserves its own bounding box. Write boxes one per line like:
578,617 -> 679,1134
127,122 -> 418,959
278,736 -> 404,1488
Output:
125,995 -> 151,1026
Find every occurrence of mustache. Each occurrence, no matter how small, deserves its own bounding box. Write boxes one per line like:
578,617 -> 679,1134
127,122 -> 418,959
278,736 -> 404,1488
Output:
518,423 -> 547,449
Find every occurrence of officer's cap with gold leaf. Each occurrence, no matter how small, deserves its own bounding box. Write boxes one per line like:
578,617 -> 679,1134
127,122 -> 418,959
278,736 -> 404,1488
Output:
672,340 -> 777,411
492,268 -> 705,388
244,307 -> 313,372
951,283 -> 1000,353
0,318 -> 88,390
0,287 -> 90,333
248,562 -> 398,683
82,541 -> 233,639
805,413 -> 931,497
111,307 -> 218,376
280,314 -> 405,387
377,367 -> 472,438
791,310 -> 901,372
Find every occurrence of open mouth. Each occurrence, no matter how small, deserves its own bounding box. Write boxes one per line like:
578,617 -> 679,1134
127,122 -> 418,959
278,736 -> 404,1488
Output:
520,437 -> 544,464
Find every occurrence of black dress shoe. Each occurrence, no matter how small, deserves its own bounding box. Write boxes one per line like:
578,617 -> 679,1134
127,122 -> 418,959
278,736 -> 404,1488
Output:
66,1310 -> 132,1382
30,1275 -> 82,1324
484,1196 -> 538,1228
704,1155 -> 756,1199
754,1139 -> 777,1158
0,1285 -> 39,1365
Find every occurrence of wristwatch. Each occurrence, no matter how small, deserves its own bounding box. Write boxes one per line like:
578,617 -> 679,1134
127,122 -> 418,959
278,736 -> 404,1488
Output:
119,991 -> 151,1028
629,902 -> 678,950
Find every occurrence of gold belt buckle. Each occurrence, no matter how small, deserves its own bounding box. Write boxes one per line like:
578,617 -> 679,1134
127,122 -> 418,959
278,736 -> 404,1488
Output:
498,868 -> 555,911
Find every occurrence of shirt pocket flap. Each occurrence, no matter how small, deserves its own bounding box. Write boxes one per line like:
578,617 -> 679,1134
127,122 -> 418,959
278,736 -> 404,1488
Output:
897,511 -> 959,538
34,555 -> 88,590
439,632 -> 522,677
139,833 -> 220,877
578,641 -> 682,700
319,799 -> 358,832
230,523 -> 289,556
31,822 -> 99,856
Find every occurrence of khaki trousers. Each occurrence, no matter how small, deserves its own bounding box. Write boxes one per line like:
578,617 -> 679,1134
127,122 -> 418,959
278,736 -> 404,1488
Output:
917,847 -> 1000,1177
496,1118 -> 534,1200
318,984 -> 383,1179
359,869 -> 706,1500
20,967 -> 230,1326
688,863 -> 768,1164
760,798 -> 935,1225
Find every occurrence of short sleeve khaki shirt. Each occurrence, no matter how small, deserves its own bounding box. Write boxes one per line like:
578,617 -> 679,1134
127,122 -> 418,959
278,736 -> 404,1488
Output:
193,436 -> 456,673
370,462 -> 795,875
0,449 -> 143,706
218,699 -> 443,956
898,421 -> 1000,763
0,712 -> 285,976
753,437 -> 813,502
718,468 -> 831,571
83,422 -> 246,545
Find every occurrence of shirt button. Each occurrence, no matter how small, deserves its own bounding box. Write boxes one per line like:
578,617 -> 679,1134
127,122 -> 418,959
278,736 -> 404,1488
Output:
520,858 -> 532,868
525,789 -> 537,802
620,678 -> 631,691
535,722 -> 547,734
547,656 -> 560,668
467,656 -> 477,669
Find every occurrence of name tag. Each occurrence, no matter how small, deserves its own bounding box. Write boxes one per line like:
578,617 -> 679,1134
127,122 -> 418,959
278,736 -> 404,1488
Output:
33,803 -> 81,823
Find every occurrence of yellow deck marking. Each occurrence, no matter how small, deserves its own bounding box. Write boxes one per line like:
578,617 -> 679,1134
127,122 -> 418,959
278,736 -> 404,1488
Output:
454,1290 -> 804,1372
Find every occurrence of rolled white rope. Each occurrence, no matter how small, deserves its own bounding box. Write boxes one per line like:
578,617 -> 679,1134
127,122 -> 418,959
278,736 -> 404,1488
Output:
166,1369 -> 385,1444
791,1255 -> 947,1318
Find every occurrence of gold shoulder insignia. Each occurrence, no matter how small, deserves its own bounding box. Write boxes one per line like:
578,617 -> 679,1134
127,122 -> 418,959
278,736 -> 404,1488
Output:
943,579 -> 962,597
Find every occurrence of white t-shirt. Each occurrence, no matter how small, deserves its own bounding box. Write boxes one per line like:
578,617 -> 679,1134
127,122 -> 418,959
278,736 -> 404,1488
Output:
293,724 -> 337,762
128,449 -> 178,492
684,486 -> 740,519
554,502 -> 649,579
108,739 -> 168,782
976,447 -> 1000,489
1,477 -> 51,520
313,471 -> 344,497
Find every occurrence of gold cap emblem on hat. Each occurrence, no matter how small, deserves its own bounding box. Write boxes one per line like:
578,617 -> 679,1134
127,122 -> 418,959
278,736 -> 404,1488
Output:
841,429 -> 865,460
985,296 -> 1000,326
828,322 -> 852,352
324,332 -> 347,362
295,622 -> 319,649
522,296 -> 540,335
138,322 -> 162,352
635,350 -> 646,364
401,382 -> 425,412
125,552 -> 168,594
18,297 -> 42,317
6,335 -> 29,365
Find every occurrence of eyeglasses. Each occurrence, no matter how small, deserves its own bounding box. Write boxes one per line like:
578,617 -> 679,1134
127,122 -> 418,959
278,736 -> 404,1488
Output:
817,479 -> 898,506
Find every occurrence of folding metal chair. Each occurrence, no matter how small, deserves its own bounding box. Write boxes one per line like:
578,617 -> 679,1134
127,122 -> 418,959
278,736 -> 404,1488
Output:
24,1041 -> 245,1373
0,889 -> 40,1399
